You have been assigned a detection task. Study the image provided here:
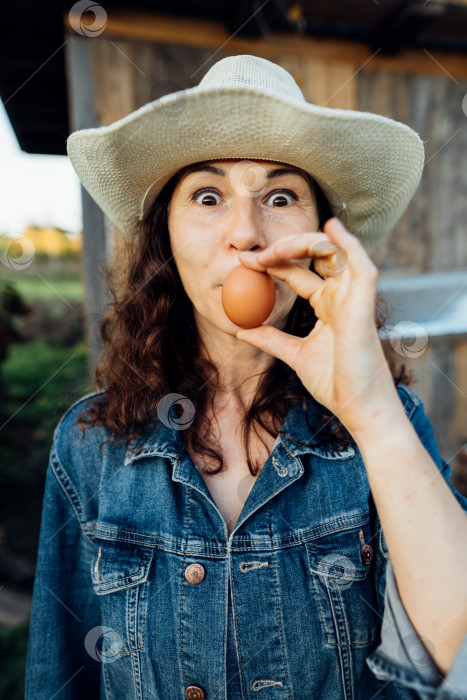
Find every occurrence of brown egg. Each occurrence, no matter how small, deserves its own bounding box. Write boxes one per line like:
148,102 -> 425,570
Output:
221,265 -> 276,328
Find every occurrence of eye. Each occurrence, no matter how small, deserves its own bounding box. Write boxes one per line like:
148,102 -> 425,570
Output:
192,189 -> 221,206
265,190 -> 298,207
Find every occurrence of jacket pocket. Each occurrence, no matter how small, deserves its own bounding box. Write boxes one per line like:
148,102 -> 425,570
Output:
90,537 -> 155,658
304,517 -> 379,648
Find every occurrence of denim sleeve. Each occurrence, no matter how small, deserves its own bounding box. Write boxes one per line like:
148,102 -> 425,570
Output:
366,384 -> 467,699
24,437 -> 101,699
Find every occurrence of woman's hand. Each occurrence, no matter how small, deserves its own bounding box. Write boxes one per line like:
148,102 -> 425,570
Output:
236,217 -> 400,438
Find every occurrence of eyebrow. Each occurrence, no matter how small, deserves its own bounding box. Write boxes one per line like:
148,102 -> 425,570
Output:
181,163 -> 311,186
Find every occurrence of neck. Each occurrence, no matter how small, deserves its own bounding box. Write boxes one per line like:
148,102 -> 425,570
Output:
195,319 -> 280,408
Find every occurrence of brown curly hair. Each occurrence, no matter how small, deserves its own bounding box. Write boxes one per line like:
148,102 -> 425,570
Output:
75,162 -> 413,476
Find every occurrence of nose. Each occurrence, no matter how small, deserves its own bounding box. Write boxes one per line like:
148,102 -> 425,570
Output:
225,197 -> 267,254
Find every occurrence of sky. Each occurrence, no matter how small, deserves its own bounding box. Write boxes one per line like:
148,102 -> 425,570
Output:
0,97 -> 83,238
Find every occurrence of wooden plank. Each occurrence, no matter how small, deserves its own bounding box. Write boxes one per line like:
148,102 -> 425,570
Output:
381,334 -> 467,467
300,57 -> 328,106
410,74 -> 467,273
453,340 -> 467,448
380,338 -> 432,413
323,62 -> 357,110
64,9 -> 467,80
65,35 -> 112,380
436,0 -> 467,5
429,339 -> 457,455
91,39 -> 137,125
357,66 -> 467,274
357,68 -> 427,273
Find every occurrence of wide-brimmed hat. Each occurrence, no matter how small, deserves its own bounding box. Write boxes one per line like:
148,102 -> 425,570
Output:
66,53 -> 425,249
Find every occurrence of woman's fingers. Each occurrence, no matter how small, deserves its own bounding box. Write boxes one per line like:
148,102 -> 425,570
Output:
264,260 -> 325,301
239,220 -> 377,283
237,220 -> 378,307
236,250 -> 270,272
252,232 -> 339,267
239,231 -> 348,278
323,218 -> 378,282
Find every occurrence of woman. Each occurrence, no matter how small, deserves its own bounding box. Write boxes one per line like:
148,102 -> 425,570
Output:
25,54 -> 467,699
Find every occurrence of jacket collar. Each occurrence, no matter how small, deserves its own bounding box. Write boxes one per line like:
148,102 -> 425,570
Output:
123,395 -> 355,469
122,396 -> 356,536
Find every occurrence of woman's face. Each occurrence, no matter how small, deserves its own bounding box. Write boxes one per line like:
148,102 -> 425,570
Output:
167,159 -> 320,336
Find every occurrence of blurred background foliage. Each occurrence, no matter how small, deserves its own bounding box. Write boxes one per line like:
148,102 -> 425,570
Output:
0,231 -> 91,700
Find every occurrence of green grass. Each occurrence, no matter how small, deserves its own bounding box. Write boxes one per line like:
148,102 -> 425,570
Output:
11,275 -> 83,301
2,336 -> 92,439
0,337 -> 92,559
0,272 -> 92,558
0,266 -> 94,700
0,269 -> 83,302
0,621 -> 30,700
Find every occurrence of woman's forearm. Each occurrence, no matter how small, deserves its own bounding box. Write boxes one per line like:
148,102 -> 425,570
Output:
350,400 -> 467,677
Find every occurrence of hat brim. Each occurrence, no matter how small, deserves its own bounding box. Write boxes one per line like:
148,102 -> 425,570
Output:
66,85 -> 425,248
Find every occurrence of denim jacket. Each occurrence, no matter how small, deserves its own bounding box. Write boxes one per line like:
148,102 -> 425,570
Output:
24,383 -> 467,699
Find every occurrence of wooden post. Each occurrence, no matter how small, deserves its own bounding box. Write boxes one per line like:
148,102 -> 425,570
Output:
64,34 -> 111,383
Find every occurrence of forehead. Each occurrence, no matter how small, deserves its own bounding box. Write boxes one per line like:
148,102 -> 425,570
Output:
176,159 -> 313,187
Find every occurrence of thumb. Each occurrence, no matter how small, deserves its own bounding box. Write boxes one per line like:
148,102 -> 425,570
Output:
236,325 -> 300,367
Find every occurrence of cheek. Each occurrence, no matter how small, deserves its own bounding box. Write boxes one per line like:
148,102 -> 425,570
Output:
170,213 -> 214,258
171,240 -> 213,289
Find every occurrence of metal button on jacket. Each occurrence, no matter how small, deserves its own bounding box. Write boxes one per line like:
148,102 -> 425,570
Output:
185,685 -> 205,699
361,544 -> 374,565
185,563 -> 205,584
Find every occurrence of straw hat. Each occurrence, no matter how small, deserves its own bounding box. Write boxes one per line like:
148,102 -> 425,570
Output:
66,53 -> 425,249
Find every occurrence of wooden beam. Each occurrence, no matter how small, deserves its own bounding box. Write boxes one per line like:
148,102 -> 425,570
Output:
64,9 -> 467,80
64,35 -> 112,382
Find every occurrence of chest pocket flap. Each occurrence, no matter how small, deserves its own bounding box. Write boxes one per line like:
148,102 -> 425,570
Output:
91,538 -> 154,594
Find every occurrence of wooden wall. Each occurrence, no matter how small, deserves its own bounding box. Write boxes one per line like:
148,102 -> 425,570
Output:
382,335 -> 467,494
359,71 -> 467,274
